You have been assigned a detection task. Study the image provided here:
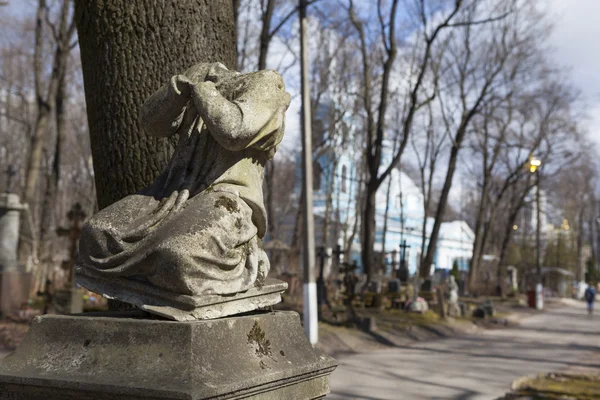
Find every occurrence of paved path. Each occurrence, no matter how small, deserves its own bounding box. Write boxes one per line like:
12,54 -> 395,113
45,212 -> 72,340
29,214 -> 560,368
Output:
329,301 -> 600,399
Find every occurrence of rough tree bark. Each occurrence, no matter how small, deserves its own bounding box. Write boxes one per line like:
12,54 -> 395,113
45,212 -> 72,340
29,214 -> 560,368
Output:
496,181 -> 532,297
75,0 -> 236,209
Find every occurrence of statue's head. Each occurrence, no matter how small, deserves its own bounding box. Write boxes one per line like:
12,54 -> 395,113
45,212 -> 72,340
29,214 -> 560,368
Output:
449,275 -> 456,283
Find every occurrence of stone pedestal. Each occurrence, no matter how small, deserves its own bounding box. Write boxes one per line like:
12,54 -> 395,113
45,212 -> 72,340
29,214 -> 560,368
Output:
0,310 -> 337,399
0,193 -> 24,272
0,193 -> 29,317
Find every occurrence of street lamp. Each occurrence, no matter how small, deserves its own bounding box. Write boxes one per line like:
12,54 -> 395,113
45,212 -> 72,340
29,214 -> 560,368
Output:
529,155 -> 543,310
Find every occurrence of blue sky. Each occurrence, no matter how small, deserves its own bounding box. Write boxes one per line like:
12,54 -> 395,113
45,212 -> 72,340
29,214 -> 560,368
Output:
548,0 -> 600,149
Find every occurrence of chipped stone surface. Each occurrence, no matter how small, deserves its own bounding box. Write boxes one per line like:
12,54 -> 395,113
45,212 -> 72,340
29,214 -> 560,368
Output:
75,63 -> 291,319
77,273 -> 287,321
0,311 -> 337,399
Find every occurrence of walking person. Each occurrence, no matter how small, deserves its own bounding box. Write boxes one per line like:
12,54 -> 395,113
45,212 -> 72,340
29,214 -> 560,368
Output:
584,282 -> 596,315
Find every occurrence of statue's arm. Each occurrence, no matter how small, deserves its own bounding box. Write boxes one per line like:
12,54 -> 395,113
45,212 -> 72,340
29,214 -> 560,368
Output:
139,75 -> 192,138
191,71 -> 290,151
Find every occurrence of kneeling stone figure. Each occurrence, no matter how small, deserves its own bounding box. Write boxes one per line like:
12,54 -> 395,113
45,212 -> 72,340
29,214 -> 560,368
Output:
76,63 -> 291,320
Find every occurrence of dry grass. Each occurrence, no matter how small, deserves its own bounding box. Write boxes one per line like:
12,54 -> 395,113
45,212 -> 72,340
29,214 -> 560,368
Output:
503,373 -> 600,400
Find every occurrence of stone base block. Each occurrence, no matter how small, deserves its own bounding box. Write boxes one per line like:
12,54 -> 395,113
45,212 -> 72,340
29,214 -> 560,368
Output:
0,310 -> 337,399
0,271 -> 32,317
76,272 -> 288,321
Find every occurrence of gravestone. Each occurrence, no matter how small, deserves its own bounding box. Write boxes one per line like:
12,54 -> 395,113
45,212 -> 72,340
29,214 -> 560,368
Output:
388,278 -> 401,293
407,297 -> 429,313
54,203 -> 87,315
367,280 -> 382,294
472,300 -> 495,319
421,279 -> 433,292
507,266 -> 518,292
397,262 -> 409,282
397,240 -> 409,281
0,193 -> 31,317
0,63 -> 336,399
342,261 -> 359,303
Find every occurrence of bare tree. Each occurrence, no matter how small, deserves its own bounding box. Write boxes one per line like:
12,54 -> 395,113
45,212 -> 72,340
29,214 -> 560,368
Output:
411,101 -> 448,273
488,80 -> 584,294
346,0 -> 503,283
421,0 -> 527,280
24,0 -> 75,246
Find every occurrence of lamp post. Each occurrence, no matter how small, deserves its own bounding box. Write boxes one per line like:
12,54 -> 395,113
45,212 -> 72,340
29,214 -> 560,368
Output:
299,0 -> 317,344
529,156 -> 543,310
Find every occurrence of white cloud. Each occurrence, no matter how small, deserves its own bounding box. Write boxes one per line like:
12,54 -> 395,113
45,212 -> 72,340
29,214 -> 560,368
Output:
548,0 -> 600,147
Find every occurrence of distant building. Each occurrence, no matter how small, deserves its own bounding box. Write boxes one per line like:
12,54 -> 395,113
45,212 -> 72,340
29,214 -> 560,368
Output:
300,123 -> 475,276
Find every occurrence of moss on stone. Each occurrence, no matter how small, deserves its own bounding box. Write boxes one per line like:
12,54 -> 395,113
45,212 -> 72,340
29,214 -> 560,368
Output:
214,195 -> 239,212
247,321 -> 272,358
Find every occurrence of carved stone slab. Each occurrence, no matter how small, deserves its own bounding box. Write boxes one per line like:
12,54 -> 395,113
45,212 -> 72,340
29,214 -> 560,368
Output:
76,272 -> 287,321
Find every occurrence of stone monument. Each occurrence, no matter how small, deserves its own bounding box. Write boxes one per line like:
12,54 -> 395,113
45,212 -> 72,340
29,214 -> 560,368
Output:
0,191 -> 31,317
0,63 -> 337,399
54,203 -> 87,315
447,275 -> 461,317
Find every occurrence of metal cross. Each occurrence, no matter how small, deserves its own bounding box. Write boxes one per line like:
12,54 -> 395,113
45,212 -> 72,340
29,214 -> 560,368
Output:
331,244 -> 344,270
57,203 -> 87,287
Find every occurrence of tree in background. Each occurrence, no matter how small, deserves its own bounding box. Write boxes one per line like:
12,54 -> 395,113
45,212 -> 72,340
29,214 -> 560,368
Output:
1,1 -> 94,292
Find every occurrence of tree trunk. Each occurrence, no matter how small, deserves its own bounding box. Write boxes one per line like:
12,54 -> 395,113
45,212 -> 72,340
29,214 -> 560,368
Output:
344,167 -> 361,261
497,186 -> 530,297
75,0 -> 236,209
362,183 -> 377,282
576,208 -> 585,282
322,159 -> 338,255
496,206 -> 520,297
468,188 -> 488,290
421,124 -> 469,280
25,0 -> 70,226
380,175 -> 392,275
258,0 -> 275,71
22,0 -> 74,269
264,161 -> 277,240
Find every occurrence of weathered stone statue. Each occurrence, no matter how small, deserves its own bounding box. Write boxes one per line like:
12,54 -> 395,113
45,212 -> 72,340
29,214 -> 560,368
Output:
0,63 -> 337,400
76,62 -> 291,320
447,275 -> 461,317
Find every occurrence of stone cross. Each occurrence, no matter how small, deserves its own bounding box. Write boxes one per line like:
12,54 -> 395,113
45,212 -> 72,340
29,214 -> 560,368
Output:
56,203 -> 86,288
398,240 -> 410,281
342,260 -> 359,302
331,244 -> 344,273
